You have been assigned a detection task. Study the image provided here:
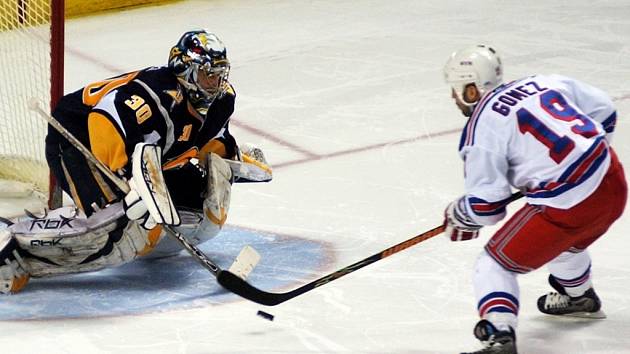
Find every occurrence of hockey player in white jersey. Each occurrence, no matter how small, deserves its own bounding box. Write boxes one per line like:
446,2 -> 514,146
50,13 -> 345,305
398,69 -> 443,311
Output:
441,45 -> 627,354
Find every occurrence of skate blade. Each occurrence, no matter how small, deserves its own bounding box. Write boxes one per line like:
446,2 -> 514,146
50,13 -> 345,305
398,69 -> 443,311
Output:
564,310 -> 607,319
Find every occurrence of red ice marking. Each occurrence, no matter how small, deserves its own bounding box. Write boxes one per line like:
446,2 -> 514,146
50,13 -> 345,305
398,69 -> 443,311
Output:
273,128 -> 462,169
230,119 -> 320,158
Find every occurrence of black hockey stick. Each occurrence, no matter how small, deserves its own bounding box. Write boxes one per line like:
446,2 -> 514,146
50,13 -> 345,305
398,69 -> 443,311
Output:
217,191 -> 524,306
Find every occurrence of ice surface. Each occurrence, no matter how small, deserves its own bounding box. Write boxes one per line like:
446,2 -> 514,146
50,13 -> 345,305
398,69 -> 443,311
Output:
0,226 -> 328,321
1,1 -> 629,353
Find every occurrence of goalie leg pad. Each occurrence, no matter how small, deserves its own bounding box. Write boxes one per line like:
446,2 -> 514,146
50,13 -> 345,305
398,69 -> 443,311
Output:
142,154 -> 233,260
204,153 -> 233,228
0,230 -> 30,294
9,204 -> 165,277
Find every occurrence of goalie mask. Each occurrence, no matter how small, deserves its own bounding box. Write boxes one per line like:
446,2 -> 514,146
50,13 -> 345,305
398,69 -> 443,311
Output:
168,30 -> 231,110
443,45 -> 503,108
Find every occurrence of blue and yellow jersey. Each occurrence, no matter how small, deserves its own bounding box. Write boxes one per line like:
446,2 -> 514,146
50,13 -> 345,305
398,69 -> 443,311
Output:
51,66 -> 238,177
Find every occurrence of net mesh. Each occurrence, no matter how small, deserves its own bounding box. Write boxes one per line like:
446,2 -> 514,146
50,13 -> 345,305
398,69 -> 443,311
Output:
0,0 -> 53,194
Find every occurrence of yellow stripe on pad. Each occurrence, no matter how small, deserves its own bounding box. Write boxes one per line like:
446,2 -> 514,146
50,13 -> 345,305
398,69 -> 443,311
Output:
10,274 -> 30,293
242,154 -> 272,175
205,207 -> 227,227
137,225 -> 164,257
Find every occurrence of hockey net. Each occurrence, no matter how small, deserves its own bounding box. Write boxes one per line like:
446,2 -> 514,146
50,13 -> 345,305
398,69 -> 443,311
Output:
0,0 -> 63,209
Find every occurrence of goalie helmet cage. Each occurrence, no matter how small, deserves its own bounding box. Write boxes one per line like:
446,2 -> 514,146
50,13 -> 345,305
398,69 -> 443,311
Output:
0,0 -> 64,208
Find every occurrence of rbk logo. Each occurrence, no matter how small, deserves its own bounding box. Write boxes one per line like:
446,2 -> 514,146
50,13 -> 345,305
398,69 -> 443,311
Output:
29,218 -> 73,231
30,239 -> 62,247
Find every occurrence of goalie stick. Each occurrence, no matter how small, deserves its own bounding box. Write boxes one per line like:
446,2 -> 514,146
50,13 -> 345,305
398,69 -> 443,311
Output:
217,191 -> 524,306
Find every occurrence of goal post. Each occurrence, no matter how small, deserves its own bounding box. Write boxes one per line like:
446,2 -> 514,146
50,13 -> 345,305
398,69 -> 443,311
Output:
50,0 -> 64,208
0,0 -> 64,208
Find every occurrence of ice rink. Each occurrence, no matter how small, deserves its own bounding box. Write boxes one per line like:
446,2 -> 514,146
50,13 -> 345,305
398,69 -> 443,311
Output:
2,0 -> 630,353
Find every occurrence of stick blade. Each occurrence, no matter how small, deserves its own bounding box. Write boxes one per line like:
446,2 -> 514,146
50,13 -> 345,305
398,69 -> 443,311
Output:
228,245 -> 261,280
217,270 -> 286,306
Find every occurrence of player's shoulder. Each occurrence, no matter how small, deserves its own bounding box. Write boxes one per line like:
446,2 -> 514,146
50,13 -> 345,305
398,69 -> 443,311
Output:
91,68 -> 167,114
214,81 -> 236,107
460,79 -> 532,149
111,66 -> 181,108
134,66 -> 179,88
223,81 -> 236,98
475,75 -> 552,118
541,73 -> 572,83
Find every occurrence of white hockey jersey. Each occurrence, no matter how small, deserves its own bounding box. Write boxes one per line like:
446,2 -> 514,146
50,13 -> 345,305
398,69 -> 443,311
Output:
459,74 -> 617,225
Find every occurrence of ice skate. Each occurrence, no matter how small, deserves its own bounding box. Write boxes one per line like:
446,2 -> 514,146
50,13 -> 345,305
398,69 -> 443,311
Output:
537,275 -> 606,319
460,319 -> 517,354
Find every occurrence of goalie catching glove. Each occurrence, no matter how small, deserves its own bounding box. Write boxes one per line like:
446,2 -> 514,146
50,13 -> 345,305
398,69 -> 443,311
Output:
123,143 -> 180,229
226,142 -> 272,183
444,196 -> 482,241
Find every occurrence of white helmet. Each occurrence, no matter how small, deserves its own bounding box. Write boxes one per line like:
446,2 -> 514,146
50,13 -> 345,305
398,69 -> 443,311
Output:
443,45 -> 503,105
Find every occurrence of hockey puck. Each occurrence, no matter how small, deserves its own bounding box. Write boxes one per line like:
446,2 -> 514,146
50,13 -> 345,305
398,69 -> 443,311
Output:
256,310 -> 274,321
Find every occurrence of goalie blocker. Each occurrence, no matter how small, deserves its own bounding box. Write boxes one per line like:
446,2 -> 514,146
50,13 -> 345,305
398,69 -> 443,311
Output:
0,145 -> 234,293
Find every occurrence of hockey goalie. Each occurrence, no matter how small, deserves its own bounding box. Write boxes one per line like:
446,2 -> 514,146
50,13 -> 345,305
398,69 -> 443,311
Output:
0,29 -> 272,294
